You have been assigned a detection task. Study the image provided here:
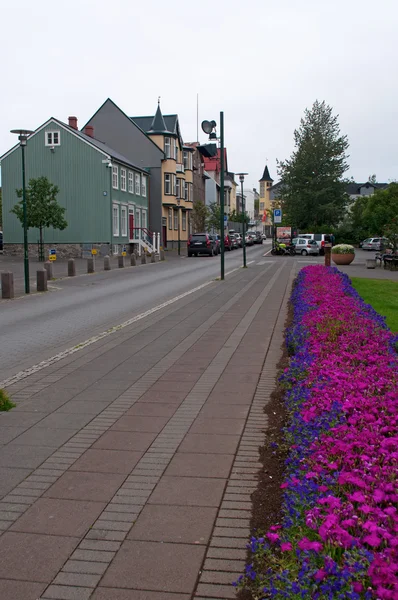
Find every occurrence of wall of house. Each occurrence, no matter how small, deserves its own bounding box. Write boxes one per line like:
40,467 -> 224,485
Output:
86,100 -> 164,241
2,124 -> 110,246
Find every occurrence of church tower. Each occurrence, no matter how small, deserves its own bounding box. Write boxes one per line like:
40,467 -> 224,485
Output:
259,165 -> 274,231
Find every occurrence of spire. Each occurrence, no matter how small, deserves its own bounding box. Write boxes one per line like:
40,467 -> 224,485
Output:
260,164 -> 273,182
149,100 -> 167,133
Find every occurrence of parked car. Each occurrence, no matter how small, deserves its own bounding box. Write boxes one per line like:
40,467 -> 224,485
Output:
261,233 -> 267,240
0,231 -> 3,252
230,234 -> 240,249
224,234 -> 233,251
245,233 -> 255,246
212,234 -> 221,254
292,238 -> 320,256
298,233 -> 333,255
247,231 -> 263,244
361,237 -> 390,251
234,233 -> 243,247
187,233 -> 217,257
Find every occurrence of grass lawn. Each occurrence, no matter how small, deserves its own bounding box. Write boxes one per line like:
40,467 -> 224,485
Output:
351,278 -> 398,332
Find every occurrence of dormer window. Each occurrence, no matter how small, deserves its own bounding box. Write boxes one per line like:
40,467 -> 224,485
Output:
164,137 -> 171,158
45,131 -> 60,146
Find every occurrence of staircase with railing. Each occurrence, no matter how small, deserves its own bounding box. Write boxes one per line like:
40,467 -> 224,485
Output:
130,228 -> 160,255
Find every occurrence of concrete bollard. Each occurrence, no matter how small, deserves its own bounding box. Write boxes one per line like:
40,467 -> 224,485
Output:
68,258 -> 76,277
151,252 -> 156,263
37,269 -> 48,292
160,249 -> 165,261
87,258 -> 95,273
104,255 -> 111,271
118,255 -> 124,268
1,272 -> 14,299
130,253 -> 137,266
366,259 -> 376,269
141,253 -> 147,265
44,261 -> 53,280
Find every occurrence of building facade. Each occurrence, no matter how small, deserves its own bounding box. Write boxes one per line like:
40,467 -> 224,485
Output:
259,165 -> 274,234
0,117 -> 149,257
131,104 -> 193,249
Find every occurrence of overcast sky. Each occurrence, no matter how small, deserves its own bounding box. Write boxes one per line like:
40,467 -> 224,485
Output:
1,0 -> 397,190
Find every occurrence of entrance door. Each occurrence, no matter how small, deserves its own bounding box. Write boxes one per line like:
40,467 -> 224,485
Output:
129,213 -> 134,240
162,226 -> 167,249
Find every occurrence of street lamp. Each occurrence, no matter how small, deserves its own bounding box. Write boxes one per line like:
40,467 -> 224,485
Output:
10,129 -> 34,294
202,114 -> 225,280
236,173 -> 248,268
176,198 -> 181,256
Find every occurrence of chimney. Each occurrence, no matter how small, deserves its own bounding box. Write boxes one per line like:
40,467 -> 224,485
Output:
84,125 -> 94,138
68,116 -> 78,130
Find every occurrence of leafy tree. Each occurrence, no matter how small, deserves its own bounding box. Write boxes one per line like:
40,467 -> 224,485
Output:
229,209 -> 250,224
191,199 -> 208,233
278,100 -> 349,230
11,176 -> 67,258
206,202 -> 221,232
360,183 -> 398,247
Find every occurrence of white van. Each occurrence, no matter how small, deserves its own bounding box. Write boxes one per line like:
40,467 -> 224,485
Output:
298,233 -> 332,255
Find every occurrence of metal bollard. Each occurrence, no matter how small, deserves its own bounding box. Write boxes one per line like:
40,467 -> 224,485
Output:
118,255 -> 124,268
1,272 -> 14,299
87,257 -> 95,273
37,269 -> 48,292
44,261 -> 53,280
130,253 -> 136,266
151,252 -> 156,263
104,255 -> 111,271
141,253 -> 147,265
68,259 -> 76,277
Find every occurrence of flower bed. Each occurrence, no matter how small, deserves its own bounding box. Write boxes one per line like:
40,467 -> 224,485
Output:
236,265 -> 398,599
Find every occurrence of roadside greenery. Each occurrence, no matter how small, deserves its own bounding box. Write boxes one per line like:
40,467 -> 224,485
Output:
11,176 -> 67,260
278,100 -> 350,231
351,278 -> 398,332
331,244 -> 355,254
0,389 -> 15,411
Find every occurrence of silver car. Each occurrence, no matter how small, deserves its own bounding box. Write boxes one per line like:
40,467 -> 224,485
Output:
292,238 -> 319,256
361,237 -> 389,251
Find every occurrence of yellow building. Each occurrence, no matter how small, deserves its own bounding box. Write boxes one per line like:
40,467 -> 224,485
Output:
259,165 -> 274,231
132,103 -> 193,249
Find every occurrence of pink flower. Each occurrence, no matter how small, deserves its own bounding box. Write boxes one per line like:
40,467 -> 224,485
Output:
314,569 -> 327,581
364,533 -> 382,547
280,542 -> 292,552
266,532 -> 280,543
353,582 -> 363,593
298,537 -> 323,552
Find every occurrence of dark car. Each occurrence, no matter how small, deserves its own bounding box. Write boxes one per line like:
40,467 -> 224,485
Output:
212,234 -> 221,254
0,231 -> 3,252
249,231 -> 263,244
187,233 -> 217,257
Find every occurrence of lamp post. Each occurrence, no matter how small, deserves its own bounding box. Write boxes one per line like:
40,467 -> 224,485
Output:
236,173 -> 248,268
11,129 -> 34,294
201,113 -> 225,280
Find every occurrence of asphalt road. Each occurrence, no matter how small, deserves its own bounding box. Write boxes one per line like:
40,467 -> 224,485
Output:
0,243 -> 271,381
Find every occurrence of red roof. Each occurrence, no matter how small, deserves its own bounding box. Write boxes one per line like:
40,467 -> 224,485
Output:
203,148 -> 228,173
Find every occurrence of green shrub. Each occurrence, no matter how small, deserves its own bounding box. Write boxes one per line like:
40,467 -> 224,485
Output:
0,389 -> 16,411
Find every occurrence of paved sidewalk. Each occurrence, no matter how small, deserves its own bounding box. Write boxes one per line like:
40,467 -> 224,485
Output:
0,259 -> 294,600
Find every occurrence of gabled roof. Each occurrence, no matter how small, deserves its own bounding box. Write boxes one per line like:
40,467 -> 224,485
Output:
260,165 -> 273,182
0,117 -> 148,172
346,181 -> 389,195
131,104 -> 183,148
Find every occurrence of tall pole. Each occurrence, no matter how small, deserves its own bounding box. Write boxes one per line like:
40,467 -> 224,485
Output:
241,179 -> 247,268
21,142 -> 30,294
177,205 -> 181,256
220,111 -> 225,281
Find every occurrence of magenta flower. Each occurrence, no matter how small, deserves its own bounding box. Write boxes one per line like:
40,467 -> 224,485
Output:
280,542 -> 292,552
298,537 -> 323,552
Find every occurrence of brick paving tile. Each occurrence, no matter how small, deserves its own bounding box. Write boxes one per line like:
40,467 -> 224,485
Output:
0,445 -> 56,469
148,476 -> 225,507
69,450 -> 143,474
0,579 -> 47,600
101,540 -> 205,593
10,498 -> 106,536
92,431 -> 157,452
203,558 -> 245,572
195,583 -> 236,598
0,532 -> 79,582
0,467 -> 33,499
189,417 -> 244,435
42,584 -> 93,599
125,402 -> 178,417
111,416 -> 170,433
177,433 -> 240,454
54,571 -> 102,587
128,505 -> 217,543
165,452 -> 234,478
92,590 -> 190,599
44,471 -> 125,502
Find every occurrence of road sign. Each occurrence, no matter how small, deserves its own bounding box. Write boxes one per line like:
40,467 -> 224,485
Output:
91,249 -> 98,255
122,251 -> 127,257
49,254 -> 56,261
224,215 -> 228,223
274,209 -> 282,224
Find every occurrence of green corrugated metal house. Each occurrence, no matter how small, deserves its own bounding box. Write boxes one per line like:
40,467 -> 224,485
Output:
0,116 -> 149,257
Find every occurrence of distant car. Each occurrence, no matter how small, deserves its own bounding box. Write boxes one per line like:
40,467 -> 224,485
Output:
245,233 -> 255,246
261,233 -> 267,240
212,234 -> 221,254
361,237 -> 390,251
234,233 -> 243,247
187,233 -> 217,257
230,234 -> 240,249
292,238 -> 320,256
224,234 -> 233,251
247,231 -> 263,244
298,233 -> 333,255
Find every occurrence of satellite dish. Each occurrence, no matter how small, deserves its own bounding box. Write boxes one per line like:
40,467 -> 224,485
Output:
201,120 -> 213,135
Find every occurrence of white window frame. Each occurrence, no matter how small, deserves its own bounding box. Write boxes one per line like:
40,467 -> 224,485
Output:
172,174 -> 176,196
174,210 -> 178,230
128,171 -> 134,193
120,168 -> 127,192
168,208 -> 173,229
121,205 -> 128,237
135,173 -> 141,195
112,166 -> 119,189
172,138 -> 177,160
45,131 -> 61,146
141,175 -> 147,197
175,145 -> 179,163
141,210 -> 147,229
185,181 -> 189,201
164,137 -> 171,158
176,178 -> 180,199
164,173 -> 171,195
113,204 -> 120,236
135,208 -> 141,229
183,151 -> 189,170
182,211 -> 187,231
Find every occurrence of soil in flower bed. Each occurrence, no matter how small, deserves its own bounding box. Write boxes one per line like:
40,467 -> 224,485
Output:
238,315 -> 291,600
